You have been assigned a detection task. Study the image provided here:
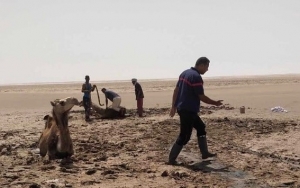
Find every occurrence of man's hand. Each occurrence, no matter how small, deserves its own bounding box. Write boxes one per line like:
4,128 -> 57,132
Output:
214,100 -> 223,106
93,85 -> 96,88
169,106 -> 176,118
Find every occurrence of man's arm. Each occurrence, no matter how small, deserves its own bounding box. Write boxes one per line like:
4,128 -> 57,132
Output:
104,93 -> 108,107
169,86 -> 179,117
193,76 -> 223,106
199,95 -> 218,105
172,87 -> 179,108
91,84 -> 96,92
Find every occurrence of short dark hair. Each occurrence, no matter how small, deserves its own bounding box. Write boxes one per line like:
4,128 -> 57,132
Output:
101,88 -> 106,92
195,57 -> 210,66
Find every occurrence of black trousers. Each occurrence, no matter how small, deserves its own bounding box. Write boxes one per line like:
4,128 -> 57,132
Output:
175,109 -> 206,146
83,96 -> 91,119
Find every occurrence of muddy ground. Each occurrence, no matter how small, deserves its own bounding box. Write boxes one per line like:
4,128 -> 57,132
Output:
0,105 -> 300,188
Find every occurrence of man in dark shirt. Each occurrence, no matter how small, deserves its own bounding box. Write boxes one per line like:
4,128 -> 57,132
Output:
81,75 -> 96,121
101,88 -> 122,112
131,78 -> 144,117
168,57 -> 223,165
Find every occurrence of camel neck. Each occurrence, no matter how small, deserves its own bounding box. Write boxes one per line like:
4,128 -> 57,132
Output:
53,112 -> 68,128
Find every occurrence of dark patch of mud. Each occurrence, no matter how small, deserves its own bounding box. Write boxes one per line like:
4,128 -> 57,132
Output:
72,103 -> 235,118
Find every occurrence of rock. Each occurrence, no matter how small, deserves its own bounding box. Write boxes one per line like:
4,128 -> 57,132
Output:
3,173 -> 19,179
44,179 -> 66,187
65,183 -> 72,187
60,167 -> 67,172
101,170 -> 115,175
30,148 -> 40,155
26,156 -> 35,165
29,183 -> 41,188
41,165 -> 56,171
1,148 -> 8,155
81,180 -> 95,185
161,170 -> 169,177
106,174 -> 118,179
280,180 -> 296,186
86,169 -> 97,175
171,170 -> 189,178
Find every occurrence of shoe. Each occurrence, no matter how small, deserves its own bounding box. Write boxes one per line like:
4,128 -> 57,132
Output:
198,136 -> 217,159
168,142 -> 183,165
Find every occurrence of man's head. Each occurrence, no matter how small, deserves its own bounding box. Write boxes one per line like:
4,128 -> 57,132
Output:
195,57 -> 210,74
131,78 -> 137,85
101,88 -> 106,93
85,75 -> 90,82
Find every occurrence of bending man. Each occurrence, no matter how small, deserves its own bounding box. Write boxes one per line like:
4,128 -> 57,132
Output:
101,88 -> 122,112
131,78 -> 144,117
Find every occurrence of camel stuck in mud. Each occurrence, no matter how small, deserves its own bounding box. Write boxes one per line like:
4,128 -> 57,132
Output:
91,102 -> 127,119
79,101 -> 127,119
38,97 -> 79,160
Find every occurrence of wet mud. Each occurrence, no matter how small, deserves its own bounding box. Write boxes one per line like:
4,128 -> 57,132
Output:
0,104 -> 299,187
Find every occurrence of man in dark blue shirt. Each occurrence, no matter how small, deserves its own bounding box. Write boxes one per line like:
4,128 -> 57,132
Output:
101,88 -> 122,112
81,75 -> 96,121
168,57 -> 223,165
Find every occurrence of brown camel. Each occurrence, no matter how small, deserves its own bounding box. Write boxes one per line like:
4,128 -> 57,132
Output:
38,97 -> 79,160
79,101 -> 127,119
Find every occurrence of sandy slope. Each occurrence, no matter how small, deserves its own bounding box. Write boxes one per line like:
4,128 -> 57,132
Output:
0,75 -> 300,188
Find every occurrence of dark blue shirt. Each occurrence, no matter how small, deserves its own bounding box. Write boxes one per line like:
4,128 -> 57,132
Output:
175,67 -> 204,113
83,83 -> 92,98
105,90 -> 120,101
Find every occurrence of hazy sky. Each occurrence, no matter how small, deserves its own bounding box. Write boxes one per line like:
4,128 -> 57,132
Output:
1,0 -> 300,84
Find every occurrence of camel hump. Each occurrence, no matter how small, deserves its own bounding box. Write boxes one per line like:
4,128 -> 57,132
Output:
43,114 -> 53,129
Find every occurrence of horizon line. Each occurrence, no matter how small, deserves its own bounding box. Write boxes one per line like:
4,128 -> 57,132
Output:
0,73 -> 299,87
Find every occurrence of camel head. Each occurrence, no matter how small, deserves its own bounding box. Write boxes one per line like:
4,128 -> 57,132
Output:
50,97 -> 79,116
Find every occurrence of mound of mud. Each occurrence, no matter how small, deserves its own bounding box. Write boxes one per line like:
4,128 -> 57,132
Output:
206,117 -> 298,134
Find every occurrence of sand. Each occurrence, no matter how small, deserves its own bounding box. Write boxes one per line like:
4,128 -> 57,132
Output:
0,75 -> 300,187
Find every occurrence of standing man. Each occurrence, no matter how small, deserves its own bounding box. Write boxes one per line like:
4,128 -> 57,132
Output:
101,88 -> 122,112
168,57 -> 223,165
131,78 -> 144,117
81,75 -> 96,121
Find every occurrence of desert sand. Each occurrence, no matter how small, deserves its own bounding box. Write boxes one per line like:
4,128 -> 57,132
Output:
0,74 -> 300,188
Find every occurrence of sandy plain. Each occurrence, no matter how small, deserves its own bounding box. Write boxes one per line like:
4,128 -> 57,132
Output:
0,74 -> 300,188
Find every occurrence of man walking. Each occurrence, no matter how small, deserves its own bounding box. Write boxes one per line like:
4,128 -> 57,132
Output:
101,88 -> 122,112
81,75 -> 96,121
131,78 -> 144,117
168,57 -> 223,165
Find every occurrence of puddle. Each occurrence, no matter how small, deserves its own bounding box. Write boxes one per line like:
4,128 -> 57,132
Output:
178,151 -> 266,188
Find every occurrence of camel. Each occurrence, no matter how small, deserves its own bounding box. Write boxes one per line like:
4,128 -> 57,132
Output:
79,101 -> 127,119
38,97 -> 79,160
91,102 -> 127,119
